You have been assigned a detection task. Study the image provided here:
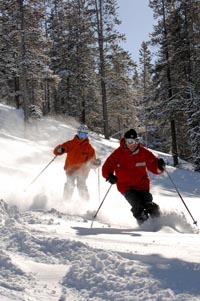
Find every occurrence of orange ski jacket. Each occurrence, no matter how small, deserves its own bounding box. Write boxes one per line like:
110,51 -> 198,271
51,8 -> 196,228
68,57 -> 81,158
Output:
53,135 -> 96,175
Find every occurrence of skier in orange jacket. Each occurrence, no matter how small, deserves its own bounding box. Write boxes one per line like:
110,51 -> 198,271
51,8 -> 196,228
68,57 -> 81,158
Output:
54,125 -> 101,201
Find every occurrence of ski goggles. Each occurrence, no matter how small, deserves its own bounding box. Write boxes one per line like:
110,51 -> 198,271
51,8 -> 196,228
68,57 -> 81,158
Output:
125,138 -> 139,145
77,131 -> 88,139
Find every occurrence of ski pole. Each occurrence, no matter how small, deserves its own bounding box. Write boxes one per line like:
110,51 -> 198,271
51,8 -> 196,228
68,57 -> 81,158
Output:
24,155 -> 57,191
165,167 -> 197,226
91,184 -> 112,228
98,167 -> 101,202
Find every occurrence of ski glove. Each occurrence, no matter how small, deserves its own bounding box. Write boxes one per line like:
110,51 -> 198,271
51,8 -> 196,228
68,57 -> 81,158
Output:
57,147 -> 65,154
107,173 -> 118,184
158,158 -> 166,171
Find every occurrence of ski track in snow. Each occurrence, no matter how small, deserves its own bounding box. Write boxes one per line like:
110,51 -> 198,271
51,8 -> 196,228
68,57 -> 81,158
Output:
1,103 -> 200,301
1,200 -> 200,301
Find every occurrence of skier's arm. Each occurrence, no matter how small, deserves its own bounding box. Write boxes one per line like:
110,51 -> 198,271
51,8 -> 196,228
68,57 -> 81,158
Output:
53,145 -> 64,156
102,149 -> 119,180
53,141 -> 69,156
145,149 -> 165,174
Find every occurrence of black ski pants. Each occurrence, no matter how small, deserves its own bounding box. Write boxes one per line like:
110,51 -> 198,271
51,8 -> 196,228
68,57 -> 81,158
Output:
124,189 -> 160,220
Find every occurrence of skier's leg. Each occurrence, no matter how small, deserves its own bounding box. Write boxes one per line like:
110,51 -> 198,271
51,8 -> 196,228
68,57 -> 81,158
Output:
77,174 -> 89,201
124,189 -> 149,224
145,202 -> 161,218
63,173 -> 75,201
138,190 -> 161,218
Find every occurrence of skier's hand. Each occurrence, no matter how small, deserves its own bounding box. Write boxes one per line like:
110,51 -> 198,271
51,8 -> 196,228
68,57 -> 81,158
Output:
57,147 -> 65,154
158,158 -> 166,171
93,158 -> 101,166
107,173 -> 117,184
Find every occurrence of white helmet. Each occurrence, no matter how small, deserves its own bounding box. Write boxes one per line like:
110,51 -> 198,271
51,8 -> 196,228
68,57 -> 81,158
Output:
77,124 -> 89,134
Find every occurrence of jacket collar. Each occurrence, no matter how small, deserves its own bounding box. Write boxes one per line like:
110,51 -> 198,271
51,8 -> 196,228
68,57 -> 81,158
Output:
74,135 -> 89,144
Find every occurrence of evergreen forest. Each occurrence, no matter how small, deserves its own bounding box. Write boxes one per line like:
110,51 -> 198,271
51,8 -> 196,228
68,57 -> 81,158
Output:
0,0 -> 199,170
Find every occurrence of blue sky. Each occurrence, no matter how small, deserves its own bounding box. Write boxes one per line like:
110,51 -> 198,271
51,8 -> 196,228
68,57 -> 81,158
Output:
116,0 -> 154,63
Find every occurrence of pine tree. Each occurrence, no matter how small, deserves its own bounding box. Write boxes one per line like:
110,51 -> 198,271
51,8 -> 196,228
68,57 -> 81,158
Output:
89,0 -> 136,138
137,41 -> 157,147
105,45 -> 137,138
0,0 -> 56,122
149,0 -> 200,169
180,0 -> 200,170
48,0 -> 98,125
0,0 -> 20,107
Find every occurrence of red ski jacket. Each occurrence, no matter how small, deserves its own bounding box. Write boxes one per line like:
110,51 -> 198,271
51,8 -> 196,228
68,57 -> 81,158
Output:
102,139 -> 163,194
54,135 -> 96,175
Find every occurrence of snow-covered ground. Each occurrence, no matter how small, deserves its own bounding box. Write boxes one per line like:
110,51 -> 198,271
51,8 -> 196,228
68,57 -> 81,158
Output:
0,103 -> 200,301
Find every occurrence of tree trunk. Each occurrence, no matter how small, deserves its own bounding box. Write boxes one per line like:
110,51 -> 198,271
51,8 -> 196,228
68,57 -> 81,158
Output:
18,0 -> 29,122
95,0 -> 109,139
14,77 -> 20,109
161,0 -> 178,166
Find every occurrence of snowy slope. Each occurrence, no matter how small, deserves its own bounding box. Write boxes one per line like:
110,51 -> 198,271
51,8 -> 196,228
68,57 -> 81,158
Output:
0,103 -> 200,301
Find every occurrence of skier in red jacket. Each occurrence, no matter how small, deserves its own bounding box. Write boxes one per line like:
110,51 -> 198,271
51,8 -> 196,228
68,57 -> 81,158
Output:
102,129 -> 165,225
